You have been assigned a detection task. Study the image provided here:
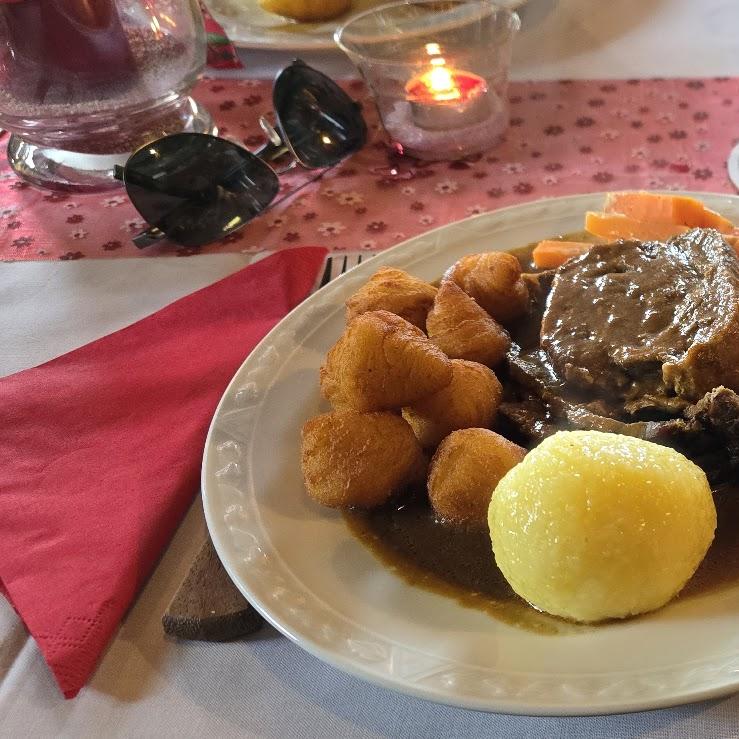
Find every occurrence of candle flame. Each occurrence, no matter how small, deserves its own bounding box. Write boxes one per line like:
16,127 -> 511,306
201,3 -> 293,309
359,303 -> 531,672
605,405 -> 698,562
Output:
406,61 -> 487,106
428,66 -> 454,94
422,64 -> 462,102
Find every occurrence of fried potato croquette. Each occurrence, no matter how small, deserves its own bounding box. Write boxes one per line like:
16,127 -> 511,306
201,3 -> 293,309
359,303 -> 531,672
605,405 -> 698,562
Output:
345,266 -> 438,330
320,310 -> 453,412
445,252 -> 530,324
402,360 -> 503,448
428,428 -> 525,527
426,281 -> 511,367
301,411 -> 426,508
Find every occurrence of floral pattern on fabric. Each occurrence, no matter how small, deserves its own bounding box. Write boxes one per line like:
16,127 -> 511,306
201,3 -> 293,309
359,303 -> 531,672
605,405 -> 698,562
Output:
0,77 -> 737,261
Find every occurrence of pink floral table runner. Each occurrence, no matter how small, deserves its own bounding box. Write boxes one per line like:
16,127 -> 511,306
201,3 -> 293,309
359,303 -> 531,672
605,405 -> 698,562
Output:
0,76 -> 737,261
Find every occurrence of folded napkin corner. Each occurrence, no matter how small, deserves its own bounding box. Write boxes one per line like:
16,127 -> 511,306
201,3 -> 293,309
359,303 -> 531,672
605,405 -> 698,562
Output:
0,246 -> 327,698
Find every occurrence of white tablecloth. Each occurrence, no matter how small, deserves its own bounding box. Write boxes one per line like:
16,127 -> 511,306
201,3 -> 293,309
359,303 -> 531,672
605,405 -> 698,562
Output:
2,0 -> 739,735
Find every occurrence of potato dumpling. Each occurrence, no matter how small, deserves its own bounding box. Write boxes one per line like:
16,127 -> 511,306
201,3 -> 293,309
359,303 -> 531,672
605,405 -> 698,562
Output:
346,266 -> 437,330
259,0 -> 350,21
428,428 -> 525,528
426,281 -> 510,367
301,411 -> 425,508
402,360 -> 502,448
489,430 -> 716,623
445,252 -> 529,324
320,310 -> 452,412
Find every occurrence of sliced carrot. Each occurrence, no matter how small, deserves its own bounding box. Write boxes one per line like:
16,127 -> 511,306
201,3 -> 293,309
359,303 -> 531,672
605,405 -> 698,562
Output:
532,240 -> 594,269
586,213 -> 739,258
603,191 -> 735,233
584,212 -> 690,242
697,208 -> 736,233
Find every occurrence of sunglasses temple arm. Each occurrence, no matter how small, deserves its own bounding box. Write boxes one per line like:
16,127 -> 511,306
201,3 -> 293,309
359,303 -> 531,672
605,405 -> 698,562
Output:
132,226 -> 167,249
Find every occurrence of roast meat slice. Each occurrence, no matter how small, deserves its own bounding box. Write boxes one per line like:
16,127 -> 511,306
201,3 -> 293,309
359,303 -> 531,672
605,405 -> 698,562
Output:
540,229 -> 739,409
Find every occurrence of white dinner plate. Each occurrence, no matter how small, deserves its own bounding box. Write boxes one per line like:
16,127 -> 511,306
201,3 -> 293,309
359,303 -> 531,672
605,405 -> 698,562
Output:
208,0 -> 527,51
202,191 -> 739,715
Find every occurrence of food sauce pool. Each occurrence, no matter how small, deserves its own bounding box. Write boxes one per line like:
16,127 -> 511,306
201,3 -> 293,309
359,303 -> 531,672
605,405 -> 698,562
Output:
343,238 -> 739,633
345,490 -> 739,634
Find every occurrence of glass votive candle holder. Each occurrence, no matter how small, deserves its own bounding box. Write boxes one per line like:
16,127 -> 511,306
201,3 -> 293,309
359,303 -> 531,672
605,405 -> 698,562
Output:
335,0 -> 519,161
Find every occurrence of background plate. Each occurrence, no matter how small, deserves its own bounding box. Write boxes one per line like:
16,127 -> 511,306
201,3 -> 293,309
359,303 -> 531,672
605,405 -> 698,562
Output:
208,0 -> 527,50
202,191 -> 739,715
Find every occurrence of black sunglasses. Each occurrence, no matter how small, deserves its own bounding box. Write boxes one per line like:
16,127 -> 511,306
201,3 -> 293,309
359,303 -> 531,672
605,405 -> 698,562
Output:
114,60 -> 367,249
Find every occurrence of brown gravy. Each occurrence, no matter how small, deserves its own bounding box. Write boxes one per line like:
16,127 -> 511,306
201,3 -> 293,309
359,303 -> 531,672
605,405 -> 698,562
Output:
344,236 -> 739,632
344,504 -> 583,635
345,489 -> 739,633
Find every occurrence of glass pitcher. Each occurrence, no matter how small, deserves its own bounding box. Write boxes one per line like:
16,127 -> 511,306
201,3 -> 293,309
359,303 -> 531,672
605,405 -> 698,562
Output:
0,0 -> 214,191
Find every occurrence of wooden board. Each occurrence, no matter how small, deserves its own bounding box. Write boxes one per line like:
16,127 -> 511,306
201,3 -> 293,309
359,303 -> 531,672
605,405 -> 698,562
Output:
162,538 -> 263,641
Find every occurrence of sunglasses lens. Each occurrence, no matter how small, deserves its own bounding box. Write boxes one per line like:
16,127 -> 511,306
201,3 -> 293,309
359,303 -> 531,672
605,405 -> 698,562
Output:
123,134 -> 280,247
273,63 -> 367,168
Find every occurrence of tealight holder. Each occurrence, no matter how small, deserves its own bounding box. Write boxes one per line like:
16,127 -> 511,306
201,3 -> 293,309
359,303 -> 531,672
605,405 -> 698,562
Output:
335,0 -> 519,161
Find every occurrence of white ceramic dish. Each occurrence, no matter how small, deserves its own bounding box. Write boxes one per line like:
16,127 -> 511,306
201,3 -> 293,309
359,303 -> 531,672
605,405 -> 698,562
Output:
202,191 -> 739,715
728,142 -> 739,193
208,0 -> 527,51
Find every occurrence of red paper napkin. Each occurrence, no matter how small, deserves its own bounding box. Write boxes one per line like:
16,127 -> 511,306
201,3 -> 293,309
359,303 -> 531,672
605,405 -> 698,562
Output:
0,246 -> 327,699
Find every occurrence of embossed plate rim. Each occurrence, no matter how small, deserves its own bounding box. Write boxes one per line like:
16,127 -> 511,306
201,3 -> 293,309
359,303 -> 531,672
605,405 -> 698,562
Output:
202,191 -> 739,715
